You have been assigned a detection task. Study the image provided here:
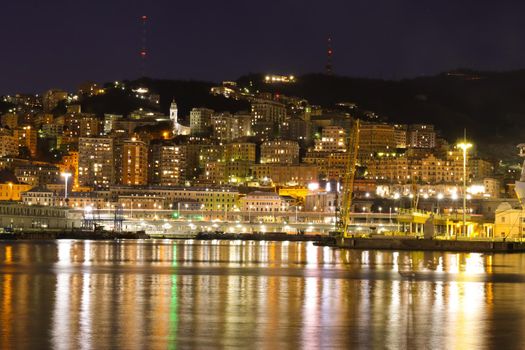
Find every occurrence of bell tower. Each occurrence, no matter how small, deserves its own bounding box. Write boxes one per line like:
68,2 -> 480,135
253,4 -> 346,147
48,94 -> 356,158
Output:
170,99 -> 178,125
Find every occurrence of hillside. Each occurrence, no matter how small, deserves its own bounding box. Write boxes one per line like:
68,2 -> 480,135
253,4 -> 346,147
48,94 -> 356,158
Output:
77,71 -> 525,160
79,78 -> 250,123
238,71 -> 525,159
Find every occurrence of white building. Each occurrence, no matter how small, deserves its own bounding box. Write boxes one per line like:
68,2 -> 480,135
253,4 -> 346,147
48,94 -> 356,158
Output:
407,124 -> 436,149
239,191 -> 289,222
305,191 -> 338,213
190,107 -> 214,135
170,100 -> 191,135
314,126 -> 346,152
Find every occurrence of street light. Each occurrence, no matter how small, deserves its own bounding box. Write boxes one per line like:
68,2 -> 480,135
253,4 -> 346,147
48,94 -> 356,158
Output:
295,205 -> 302,223
436,193 -> 444,214
61,172 -> 72,202
457,141 -> 472,237
84,205 -> 93,222
7,182 -> 12,201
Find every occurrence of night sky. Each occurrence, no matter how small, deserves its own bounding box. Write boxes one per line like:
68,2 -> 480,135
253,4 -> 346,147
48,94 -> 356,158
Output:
1,0 -> 524,94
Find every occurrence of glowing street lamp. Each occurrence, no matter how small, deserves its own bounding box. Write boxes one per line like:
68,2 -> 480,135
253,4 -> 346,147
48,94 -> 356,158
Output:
61,172 -> 72,201
436,193 -> 444,214
457,141 -> 472,237
7,182 -> 12,201
84,205 -> 93,221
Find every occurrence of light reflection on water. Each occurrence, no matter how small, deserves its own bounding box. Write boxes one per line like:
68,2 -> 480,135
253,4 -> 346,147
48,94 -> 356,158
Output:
0,240 -> 525,349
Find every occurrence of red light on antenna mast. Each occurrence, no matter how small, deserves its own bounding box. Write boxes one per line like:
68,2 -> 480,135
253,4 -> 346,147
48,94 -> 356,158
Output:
140,51 -> 147,57
141,15 -> 148,20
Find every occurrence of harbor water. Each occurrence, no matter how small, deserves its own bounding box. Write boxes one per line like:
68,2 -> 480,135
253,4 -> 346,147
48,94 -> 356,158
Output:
1,240 -> 525,349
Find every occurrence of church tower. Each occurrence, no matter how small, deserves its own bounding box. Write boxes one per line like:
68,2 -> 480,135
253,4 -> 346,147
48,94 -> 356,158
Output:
170,99 -> 178,125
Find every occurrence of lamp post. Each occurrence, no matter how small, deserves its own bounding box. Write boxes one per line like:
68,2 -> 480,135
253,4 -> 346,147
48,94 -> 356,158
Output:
7,182 -> 12,201
457,141 -> 472,237
61,172 -> 72,203
436,193 -> 444,214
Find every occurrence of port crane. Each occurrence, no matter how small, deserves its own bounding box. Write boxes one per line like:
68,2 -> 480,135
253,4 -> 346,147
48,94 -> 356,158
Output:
336,119 -> 360,238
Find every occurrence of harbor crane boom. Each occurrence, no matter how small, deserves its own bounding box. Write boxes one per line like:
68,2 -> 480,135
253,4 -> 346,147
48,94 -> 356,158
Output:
337,119 -> 360,238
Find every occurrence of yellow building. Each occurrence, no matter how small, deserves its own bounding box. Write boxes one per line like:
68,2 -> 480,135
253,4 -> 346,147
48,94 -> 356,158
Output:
0,132 -> 18,157
43,89 -> 67,112
396,209 -> 491,238
278,187 -> 309,201
109,185 -> 240,212
59,151 -> 79,188
364,153 -> 466,184
251,99 -> 287,123
1,113 -> 18,129
149,142 -> 186,186
0,183 -> 33,201
79,115 -> 101,137
260,140 -> 299,165
201,160 -> 254,185
79,136 -> 114,188
15,126 -> 37,157
122,138 -> 148,185
358,122 -> 396,157
303,151 -> 347,180
251,164 -> 318,186
224,142 -> 256,162
494,202 -> 524,239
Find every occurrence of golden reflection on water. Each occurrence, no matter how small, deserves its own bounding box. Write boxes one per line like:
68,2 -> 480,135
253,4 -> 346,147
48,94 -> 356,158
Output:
0,240 -> 524,349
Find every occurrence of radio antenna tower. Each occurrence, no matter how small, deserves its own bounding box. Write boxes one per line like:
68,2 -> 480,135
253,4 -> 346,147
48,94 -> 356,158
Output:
139,15 -> 148,77
326,36 -> 333,75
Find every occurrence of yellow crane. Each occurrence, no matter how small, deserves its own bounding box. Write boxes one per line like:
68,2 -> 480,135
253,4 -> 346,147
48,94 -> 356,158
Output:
337,119 -> 360,238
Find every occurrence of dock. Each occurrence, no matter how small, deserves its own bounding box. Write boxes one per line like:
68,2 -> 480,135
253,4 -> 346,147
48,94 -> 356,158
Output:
0,229 -> 149,240
195,231 -> 335,243
335,236 -> 525,253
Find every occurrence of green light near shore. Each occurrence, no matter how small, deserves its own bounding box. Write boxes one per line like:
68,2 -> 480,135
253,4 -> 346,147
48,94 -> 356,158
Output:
172,212 -> 179,219
168,245 -> 178,350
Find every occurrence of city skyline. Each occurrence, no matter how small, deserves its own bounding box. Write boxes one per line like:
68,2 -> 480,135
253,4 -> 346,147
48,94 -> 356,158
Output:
4,3 -> 525,349
3,1 -> 525,94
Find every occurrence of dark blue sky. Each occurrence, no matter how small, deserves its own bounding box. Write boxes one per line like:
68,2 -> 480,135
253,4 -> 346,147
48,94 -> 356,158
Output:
1,0 -> 524,94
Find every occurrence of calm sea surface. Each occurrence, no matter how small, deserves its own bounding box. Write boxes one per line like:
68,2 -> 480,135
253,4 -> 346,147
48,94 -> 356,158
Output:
1,240 -> 525,349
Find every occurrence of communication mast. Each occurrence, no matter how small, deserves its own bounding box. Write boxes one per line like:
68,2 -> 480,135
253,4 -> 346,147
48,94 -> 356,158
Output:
326,36 -> 333,75
139,15 -> 148,77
